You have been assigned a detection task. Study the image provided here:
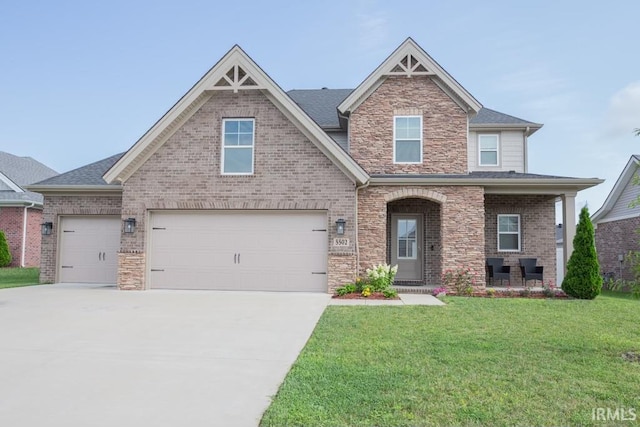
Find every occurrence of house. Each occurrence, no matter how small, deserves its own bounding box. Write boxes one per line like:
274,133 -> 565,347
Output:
0,151 -> 57,267
28,38 -> 602,291
592,155 -> 640,282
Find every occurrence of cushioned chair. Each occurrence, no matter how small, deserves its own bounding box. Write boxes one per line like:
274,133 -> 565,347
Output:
486,258 -> 511,286
519,258 -> 544,286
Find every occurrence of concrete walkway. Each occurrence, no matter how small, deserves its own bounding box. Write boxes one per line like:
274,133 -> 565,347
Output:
329,293 -> 445,306
0,284 -> 330,427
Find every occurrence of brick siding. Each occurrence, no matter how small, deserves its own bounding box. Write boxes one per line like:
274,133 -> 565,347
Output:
121,90 -> 356,291
595,216 -> 640,282
349,76 -> 468,174
0,206 -> 43,267
484,194 -> 556,286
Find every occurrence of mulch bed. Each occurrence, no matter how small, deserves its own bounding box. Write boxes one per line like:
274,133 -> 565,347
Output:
332,292 -> 400,300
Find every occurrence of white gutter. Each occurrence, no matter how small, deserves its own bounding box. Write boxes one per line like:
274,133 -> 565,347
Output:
21,202 -> 35,267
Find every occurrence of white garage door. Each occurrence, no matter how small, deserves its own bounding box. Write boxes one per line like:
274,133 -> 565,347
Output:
58,216 -> 120,283
148,211 -> 328,291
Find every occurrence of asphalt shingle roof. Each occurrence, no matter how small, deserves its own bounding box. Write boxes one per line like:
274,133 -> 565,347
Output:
287,89 -> 540,129
0,151 -> 58,186
33,153 -> 124,186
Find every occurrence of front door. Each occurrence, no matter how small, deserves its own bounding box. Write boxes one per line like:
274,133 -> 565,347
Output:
391,214 -> 423,281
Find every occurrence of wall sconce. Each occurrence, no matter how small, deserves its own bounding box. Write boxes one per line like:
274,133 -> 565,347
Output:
335,218 -> 346,235
41,222 -> 53,236
123,218 -> 136,234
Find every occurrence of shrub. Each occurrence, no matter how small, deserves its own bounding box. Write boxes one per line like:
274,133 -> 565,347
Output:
486,288 -> 496,297
562,207 -> 602,299
365,263 -> 398,292
0,230 -> 11,267
442,268 -> 473,295
382,288 -> 398,299
335,283 -> 356,296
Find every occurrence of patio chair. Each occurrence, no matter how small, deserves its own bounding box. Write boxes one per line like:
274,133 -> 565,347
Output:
519,258 -> 544,286
486,258 -> 511,286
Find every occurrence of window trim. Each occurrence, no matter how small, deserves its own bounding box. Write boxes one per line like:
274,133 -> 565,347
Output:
478,133 -> 500,167
497,214 -> 521,252
393,115 -> 423,164
221,118 -> 255,175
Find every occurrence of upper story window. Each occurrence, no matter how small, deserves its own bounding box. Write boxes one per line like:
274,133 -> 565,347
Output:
222,118 -> 254,175
478,134 -> 499,166
394,116 -> 422,164
497,214 -> 520,252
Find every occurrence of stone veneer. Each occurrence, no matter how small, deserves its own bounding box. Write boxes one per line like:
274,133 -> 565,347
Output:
595,216 -> 640,282
358,186 -> 486,287
40,194 -> 122,283
120,89 -> 356,291
484,194 -> 556,286
328,253 -> 357,292
349,76 -> 468,175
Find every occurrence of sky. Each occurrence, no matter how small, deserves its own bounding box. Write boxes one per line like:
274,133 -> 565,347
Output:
1,0 -> 639,220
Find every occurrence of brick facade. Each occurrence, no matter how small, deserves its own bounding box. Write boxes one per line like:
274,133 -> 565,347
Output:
0,206 -> 43,267
358,185 -> 486,287
350,76 -> 468,174
120,90 -> 356,291
40,194 -> 122,283
595,217 -> 640,282
484,194 -> 557,286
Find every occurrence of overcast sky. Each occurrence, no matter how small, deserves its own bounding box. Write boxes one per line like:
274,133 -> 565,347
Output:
1,1 -> 639,219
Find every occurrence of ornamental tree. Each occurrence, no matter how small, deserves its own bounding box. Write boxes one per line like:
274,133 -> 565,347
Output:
0,230 -> 11,267
562,206 -> 602,299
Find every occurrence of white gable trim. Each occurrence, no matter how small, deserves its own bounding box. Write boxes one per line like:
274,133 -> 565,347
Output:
591,155 -> 640,224
338,38 -> 482,116
104,46 -> 369,185
0,171 -> 24,193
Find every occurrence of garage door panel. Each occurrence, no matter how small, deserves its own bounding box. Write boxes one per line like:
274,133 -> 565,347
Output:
149,211 -> 328,291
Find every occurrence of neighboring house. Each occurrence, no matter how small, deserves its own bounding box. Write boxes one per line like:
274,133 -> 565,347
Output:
592,155 -> 640,282
28,39 -> 602,291
0,151 -> 57,267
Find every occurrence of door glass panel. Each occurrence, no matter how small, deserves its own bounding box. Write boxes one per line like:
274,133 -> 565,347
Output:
397,219 -> 417,260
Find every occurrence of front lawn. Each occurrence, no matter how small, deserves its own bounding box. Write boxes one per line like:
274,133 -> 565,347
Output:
0,267 -> 40,289
261,296 -> 640,426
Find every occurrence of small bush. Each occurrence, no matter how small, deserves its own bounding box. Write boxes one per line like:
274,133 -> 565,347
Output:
366,263 -> 398,292
361,286 -> 372,297
562,207 -> 602,299
432,287 -> 447,297
335,283 -> 356,296
0,230 -> 11,267
382,288 -> 398,299
442,268 -> 473,295
486,288 -> 496,297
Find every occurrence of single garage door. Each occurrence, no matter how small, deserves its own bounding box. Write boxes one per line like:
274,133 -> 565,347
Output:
58,216 -> 121,283
148,211 -> 328,291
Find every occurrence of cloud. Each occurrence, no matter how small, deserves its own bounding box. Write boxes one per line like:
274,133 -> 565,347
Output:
604,81 -> 640,138
356,0 -> 389,54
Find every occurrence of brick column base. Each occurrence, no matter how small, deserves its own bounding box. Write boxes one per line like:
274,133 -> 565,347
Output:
118,252 -> 145,290
328,253 -> 357,294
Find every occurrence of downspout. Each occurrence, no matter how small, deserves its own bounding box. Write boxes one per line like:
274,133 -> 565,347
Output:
21,202 -> 36,267
524,126 -> 530,173
355,180 -> 370,277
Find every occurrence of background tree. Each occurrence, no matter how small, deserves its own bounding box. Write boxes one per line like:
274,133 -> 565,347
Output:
0,230 -> 12,267
562,206 -> 602,299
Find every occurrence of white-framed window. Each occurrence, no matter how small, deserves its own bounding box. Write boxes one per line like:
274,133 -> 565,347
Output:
497,214 -> 521,252
397,218 -> 418,259
478,134 -> 499,166
394,116 -> 422,164
222,118 -> 254,175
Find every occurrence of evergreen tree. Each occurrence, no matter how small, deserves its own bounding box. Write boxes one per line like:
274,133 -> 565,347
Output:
562,206 -> 602,299
0,230 -> 11,267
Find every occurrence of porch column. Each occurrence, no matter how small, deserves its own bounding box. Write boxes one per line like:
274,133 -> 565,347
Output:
561,192 -> 577,269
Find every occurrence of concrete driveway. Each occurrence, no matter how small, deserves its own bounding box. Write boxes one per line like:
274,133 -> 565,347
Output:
0,284 -> 330,427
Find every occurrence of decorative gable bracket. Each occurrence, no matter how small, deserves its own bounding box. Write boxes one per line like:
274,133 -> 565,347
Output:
212,64 -> 261,93
386,53 -> 433,77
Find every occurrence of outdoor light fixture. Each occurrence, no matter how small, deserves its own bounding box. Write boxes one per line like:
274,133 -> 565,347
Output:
335,218 -> 346,235
41,222 -> 53,236
123,218 -> 136,234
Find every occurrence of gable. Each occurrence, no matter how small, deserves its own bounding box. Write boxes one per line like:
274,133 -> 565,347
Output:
338,38 -> 482,116
104,46 -> 368,185
592,156 -> 640,224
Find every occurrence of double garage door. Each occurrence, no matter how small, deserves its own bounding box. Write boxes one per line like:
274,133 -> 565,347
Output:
57,212 -> 328,291
148,211 -> 328,291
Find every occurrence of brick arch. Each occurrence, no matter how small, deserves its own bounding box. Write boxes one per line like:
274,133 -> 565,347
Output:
384,188 -> 447,204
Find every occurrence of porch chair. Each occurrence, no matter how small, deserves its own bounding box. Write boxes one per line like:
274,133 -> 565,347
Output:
486,258 -> 511,286
519,258 -> 544,286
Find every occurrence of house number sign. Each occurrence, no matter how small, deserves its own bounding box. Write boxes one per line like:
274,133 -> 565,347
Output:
333,238 -> 350,247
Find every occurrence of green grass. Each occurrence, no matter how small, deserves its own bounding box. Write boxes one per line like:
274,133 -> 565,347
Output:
0,267 -> 41,288
261,296 -> 640,426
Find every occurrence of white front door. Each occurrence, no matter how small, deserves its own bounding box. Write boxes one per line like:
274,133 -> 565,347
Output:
391,214 -> 423,281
